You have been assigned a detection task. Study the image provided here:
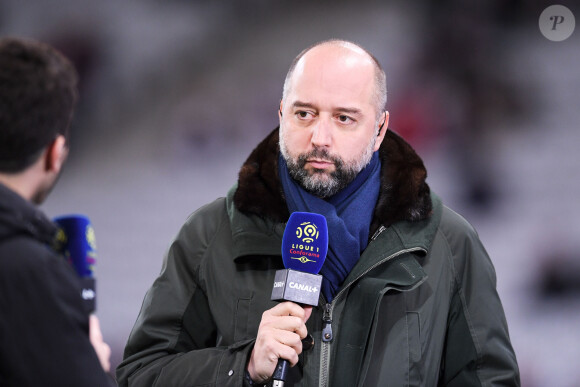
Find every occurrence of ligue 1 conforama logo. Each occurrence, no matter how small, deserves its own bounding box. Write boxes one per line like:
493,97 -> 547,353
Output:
291,221 -> 320,263
296,221 -> 320,243
282,212 -> 328,273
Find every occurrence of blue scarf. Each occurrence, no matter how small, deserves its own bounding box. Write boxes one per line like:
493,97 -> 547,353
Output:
279,152 -> 382,302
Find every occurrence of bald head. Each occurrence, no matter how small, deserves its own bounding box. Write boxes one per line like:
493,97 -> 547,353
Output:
282,40 -> 387,120
278,40 -> 390,198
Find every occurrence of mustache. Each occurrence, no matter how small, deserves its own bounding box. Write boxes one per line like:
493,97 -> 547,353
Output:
296,148 -> 343,168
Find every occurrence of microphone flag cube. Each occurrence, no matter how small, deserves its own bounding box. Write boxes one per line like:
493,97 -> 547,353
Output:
271,212 -> 328,306
271,269 -> 322,306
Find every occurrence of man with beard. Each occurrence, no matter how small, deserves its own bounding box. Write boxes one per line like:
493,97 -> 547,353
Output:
0,37 -> 112,386
118,40 -> 520,386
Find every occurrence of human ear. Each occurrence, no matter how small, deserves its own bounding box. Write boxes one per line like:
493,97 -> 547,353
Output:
44,135 -> 68,173
373,111 -> 389,152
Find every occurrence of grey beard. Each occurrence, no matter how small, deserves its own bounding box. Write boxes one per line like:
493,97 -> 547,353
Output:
285,149 -> 358,198
279,125 -> 377,198
285,142 -> 376,198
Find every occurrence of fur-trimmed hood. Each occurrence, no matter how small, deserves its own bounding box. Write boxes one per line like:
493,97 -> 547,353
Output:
234,127 -> 432,235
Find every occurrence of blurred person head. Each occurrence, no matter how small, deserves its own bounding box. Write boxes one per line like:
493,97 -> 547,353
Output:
279,39 -> 389,198
0,37 -> 78,204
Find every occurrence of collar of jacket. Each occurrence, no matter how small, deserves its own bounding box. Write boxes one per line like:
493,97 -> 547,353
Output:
227,127 -> 438,262
234,127 -> 432,227
0,182 -> 57,245
347,191 -> 441,283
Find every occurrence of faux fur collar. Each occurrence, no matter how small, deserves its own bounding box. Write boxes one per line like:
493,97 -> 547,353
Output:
233,128 -> 432,235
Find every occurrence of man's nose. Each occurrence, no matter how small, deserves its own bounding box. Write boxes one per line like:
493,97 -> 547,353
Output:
311,117 -> 332,148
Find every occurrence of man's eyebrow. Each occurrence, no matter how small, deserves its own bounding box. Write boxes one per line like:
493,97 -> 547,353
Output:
291,101 -> 363,116
291,101 -> 317,110
336,107 -> 362,115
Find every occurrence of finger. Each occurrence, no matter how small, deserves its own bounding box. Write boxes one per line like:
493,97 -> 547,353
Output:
278,347 -> 300,367
254,330 -> 300,369
274,337 -> 301,367
89,315 -> 104,342
261,304 -> 309,338
101,343 -> 112,372
265,315 -> 307,336
275,329 -> 303,353
256,323 -> 303,352
269,301 -> 308,319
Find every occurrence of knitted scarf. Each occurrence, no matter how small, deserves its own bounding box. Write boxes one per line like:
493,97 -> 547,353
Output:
279,152 -> 381,302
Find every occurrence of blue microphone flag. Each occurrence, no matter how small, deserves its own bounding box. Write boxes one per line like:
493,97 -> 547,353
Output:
272,212 -> 328,306
53,214 -> 97,313
281,212 -> 328,274
53,214 -> 96,278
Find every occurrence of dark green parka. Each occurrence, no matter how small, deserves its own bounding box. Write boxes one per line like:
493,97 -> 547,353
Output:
117,129 -> 519,386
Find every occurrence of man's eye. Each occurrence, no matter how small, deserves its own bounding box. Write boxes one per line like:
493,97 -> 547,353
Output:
338,115 -> 353,123
296,111 -> 311,119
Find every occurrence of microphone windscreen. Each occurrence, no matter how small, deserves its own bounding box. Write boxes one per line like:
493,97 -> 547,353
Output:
53,214 -> 96,278
281,212 -> 328,274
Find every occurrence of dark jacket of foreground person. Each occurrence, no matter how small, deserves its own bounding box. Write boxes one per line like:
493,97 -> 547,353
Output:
0,183 -> 112,387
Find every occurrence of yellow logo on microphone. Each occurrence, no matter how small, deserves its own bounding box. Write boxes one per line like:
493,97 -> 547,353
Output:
86,225 -> 97,251
295,221 -> 319,243
290,221 -> 321,264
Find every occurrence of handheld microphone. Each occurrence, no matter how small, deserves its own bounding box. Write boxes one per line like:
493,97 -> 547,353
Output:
270,212 -> 328,387
53,214 -> 97,314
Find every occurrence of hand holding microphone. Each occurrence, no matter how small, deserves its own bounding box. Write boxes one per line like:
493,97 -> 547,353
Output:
248,212 -> 328,386
248,302 -> 312,384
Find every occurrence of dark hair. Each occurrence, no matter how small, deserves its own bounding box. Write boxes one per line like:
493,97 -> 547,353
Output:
0,37 -> 78,173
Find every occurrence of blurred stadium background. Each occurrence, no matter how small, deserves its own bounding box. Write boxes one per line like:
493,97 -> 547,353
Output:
1,1 -> 579,385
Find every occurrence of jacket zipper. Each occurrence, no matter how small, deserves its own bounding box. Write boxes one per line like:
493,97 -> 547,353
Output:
319,303 -> 333,386
370,225 -> 386,241
318,244 -> 427,387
